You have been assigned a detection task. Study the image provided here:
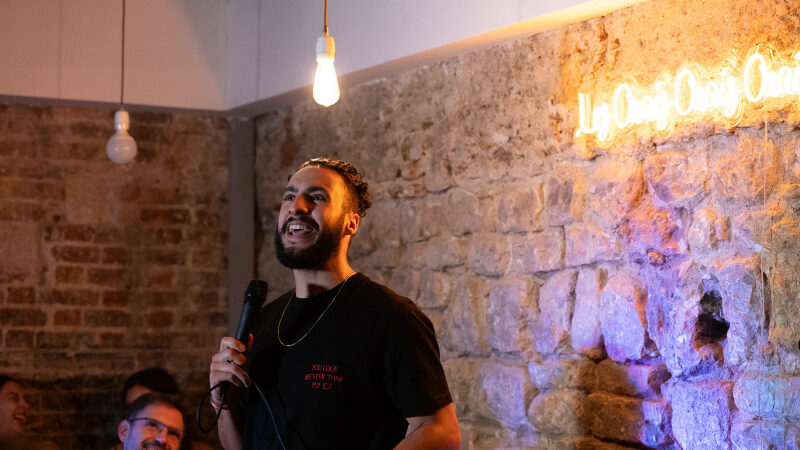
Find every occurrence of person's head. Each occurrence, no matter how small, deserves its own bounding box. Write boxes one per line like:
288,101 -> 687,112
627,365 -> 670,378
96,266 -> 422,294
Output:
122,368 -> 180,408
117,393 -> 184,450
0,376 -> 28,438
275,157 -> 371,269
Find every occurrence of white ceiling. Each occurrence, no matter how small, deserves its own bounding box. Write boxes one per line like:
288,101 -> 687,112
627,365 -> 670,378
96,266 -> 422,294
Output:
0,0 -> 647,115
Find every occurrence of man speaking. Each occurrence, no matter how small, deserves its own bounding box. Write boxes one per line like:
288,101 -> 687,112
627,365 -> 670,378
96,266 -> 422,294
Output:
209,158 -> 460,449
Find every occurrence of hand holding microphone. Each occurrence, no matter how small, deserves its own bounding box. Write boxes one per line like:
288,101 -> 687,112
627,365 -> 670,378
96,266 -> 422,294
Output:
209,279 -> 268,407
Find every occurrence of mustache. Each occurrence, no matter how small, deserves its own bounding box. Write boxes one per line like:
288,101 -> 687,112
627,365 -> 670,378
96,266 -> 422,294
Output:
141,441 -> 167,449
280,216 -> 318,233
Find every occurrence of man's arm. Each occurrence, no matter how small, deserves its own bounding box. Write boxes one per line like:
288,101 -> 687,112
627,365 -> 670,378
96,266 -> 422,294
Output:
209,336 -> 253,450
215,394 -> 244,450
395,403 -> 461,450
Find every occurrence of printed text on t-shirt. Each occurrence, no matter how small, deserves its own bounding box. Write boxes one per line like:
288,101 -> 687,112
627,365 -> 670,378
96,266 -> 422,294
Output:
304,363 -> 343,390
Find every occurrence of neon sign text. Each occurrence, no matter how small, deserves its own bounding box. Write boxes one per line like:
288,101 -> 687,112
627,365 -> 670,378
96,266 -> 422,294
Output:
575,47 -> 800,147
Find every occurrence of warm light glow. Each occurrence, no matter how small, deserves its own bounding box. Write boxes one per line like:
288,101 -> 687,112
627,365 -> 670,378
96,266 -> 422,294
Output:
313,34 -> 339,107
575,45 -> 800,147
313,58 -> 340,107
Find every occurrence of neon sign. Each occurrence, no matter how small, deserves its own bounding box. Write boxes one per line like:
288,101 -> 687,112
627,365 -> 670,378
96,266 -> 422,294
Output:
575,46 -> 800,147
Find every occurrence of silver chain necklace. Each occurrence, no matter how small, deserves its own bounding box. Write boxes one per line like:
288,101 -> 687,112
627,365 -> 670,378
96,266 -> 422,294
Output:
277,272 -> 356,347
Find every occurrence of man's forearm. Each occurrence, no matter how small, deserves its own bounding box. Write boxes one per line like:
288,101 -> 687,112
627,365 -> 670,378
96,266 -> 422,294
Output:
396,403 -> 461,450
217,406 -> 244,450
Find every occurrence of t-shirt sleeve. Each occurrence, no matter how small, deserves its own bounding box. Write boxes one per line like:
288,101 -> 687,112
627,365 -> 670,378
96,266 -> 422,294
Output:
382,299 -> 453,418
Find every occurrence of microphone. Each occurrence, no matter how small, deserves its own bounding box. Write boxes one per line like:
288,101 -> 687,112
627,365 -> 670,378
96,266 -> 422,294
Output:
234,279 -> 269,344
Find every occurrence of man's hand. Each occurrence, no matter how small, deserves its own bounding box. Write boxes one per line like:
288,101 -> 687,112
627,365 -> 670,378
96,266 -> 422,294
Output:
397,403 -> 461,449
209,335 -> 253,405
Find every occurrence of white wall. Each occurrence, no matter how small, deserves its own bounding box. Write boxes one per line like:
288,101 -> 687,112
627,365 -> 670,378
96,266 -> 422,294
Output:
0,0 -> 227,111
0,0 -> 646,112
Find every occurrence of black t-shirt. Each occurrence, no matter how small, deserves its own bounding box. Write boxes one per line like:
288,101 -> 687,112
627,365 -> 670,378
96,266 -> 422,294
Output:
241,273 -> 452,450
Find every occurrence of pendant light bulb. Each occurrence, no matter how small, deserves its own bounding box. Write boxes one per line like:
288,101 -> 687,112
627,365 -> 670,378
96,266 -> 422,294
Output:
313,34 -> 340,107
106,109 -> 137,164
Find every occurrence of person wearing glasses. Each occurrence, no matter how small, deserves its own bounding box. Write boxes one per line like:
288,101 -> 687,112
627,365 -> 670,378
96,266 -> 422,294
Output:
117,393 -> 184,450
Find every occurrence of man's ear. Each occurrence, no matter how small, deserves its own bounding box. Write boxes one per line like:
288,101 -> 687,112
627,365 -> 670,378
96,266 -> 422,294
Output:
345,212 -> 360,236
117,420 -> 130,443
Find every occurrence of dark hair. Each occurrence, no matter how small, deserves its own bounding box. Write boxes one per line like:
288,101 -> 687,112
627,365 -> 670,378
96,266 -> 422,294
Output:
296,157 -> 371,217
122,368 -> 180,406
122,392 -> 184,422
0,376 -> 18,390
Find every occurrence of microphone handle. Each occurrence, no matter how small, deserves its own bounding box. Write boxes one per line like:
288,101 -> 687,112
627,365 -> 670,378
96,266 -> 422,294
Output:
234,301 -> 261,344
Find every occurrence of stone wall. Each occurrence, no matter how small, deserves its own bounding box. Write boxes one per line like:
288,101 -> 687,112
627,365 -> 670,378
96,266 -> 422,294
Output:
0,104 -> 228,448
254,0 -> 800,447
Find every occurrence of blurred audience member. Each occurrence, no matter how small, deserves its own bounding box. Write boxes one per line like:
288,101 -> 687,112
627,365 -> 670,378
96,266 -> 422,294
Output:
0,376 -> 28,439
111,368 -> 212,450
122,368 -> 180,407
117,393 -> 184,450
0,376 -> 58,450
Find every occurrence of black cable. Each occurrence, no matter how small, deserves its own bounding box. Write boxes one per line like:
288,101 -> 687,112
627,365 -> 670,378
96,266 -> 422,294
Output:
195,381 -> 286,450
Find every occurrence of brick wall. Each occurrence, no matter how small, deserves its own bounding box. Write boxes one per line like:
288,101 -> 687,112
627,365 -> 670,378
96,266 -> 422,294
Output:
0,104 -> 228,448
253,0 -> 800,447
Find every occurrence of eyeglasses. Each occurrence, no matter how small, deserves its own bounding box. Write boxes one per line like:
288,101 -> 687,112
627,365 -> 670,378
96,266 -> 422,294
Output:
127,417 -> 184,443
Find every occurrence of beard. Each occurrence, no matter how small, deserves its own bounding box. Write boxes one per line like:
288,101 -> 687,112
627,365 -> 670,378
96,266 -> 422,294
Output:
274,215 -> 345,269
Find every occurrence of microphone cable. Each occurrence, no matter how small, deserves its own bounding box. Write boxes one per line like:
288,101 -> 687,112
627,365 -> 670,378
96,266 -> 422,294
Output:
196,381 -> 287,450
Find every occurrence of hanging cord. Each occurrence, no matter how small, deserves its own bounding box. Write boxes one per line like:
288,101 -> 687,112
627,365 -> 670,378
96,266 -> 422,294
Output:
120,0 -> 126,107
322,0 -> 328,34
196,381 -> 286,450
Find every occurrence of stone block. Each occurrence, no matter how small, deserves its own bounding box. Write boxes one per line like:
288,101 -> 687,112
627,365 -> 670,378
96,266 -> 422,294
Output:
478,362 -> 532,427
545,165 -> 586,226
665,381 -> 733,450
688,208 -> 723,252
399,197 -> 446,243
528,390 -> 586,435
487,277 -> 533,353
588,160 -> 646,229
644,151 -> 708,207
731,419 -> 800,450
733,375 -> 800,420
595,360 -> 671,399
769,265 -> 800,352
421,236 -> 468,270
584,393 -> 671,448
536,270 -> 577,355
388,268 -> 420,301
714,257 -> 766,364
417,270 -> 452,309
564,223 -> 621,267
619,198 -> 686,258
497,182 -> 544,233
570,268 -> 606,360
600,271 -> 651,363
442,359 -> 482,421
444,188 -> 483,236
643,261 -> 711,377
511,229 -> 564,274
712,133 -> 780,206
468,233 -> 510,276
528,356 -> 597,392
441,274 -> 488,355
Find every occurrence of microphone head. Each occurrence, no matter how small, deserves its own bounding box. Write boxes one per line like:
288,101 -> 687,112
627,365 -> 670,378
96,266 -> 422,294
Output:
244,279 -> 268,305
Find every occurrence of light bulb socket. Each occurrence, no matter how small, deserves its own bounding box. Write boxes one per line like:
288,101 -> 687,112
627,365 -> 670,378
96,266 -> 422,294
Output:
114,109 -> 131,131
316,35 -> 335,61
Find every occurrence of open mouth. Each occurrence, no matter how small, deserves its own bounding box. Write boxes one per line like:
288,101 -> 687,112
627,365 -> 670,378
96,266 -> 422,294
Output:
12,414 -> 25,429
283,219 -> 316,237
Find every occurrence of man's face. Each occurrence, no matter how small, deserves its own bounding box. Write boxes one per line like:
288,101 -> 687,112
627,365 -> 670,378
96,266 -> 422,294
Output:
0,381 -> 28,438
118,403 -> 184,450
275,166 -> 354,269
